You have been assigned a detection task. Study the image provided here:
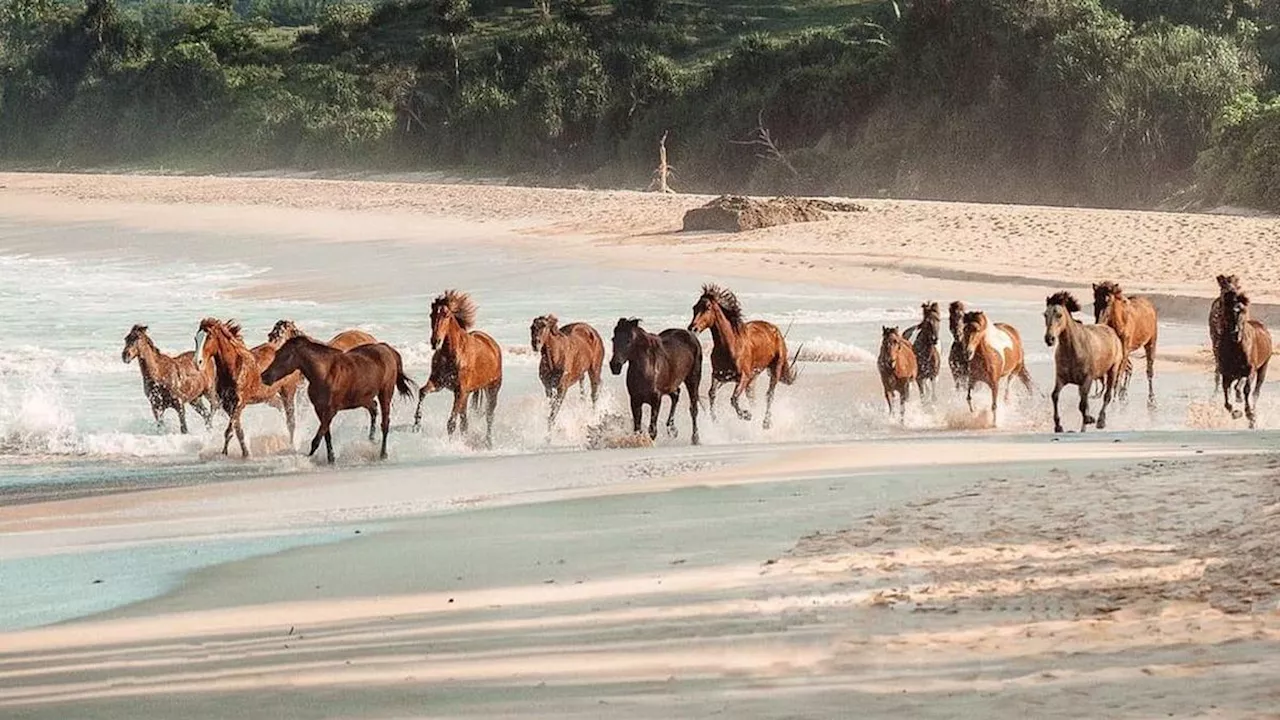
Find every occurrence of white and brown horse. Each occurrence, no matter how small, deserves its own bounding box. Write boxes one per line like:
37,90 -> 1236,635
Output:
960,310 -> 1032,426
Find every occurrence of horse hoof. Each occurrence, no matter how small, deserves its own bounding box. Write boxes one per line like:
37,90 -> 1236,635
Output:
762,419 -> 772,430
1054,425 -> 1063,434
1231,410 -> 1243,420
1096,418 -> 1107,430
738,411 -> 752,421
1083,415 -> 1096,426
667,426 -> 679,438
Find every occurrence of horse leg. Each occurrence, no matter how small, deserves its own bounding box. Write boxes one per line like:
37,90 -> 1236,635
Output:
367,404 -> 377,442
630,396 -> 644,436
1051,381 -> 1063,433
900,380 -> 910,424
413,385 -> 430,432
547,389 -> 565,434
191,396 -> 213,430
1252,361 -> 1269,429
1144,341 -> 1157,409
884,387 -> 894,416
233,407 -> 249,458
686,375 -> 700,446
1098,370 -> 1115,430
966,378 -> 975,414
483,384 -> 499,449
1224,375 -> 1239,418
447,390 -> 465,436
1079,381 -> 1095,431
176,403 -> 189,435
379,390 -> 392,460
1244,374 -> 1257,429
989,382 -> 999,427
151,403 -> 164,432
730,378 -> 751,421
707,379 -> 720,421
222,414 -> 235,455
763,370 -> 780,430
308,406 -> 332,458
666,389 -> 681,438
279,389 -> 296,447
589,368 -> 601,407
648,398 -> 660,440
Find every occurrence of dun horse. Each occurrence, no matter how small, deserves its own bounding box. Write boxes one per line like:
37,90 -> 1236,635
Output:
1043,293 -> 1124,433
961,310 -> 1032,426
903,301 -> 942,401
1209,274 -> 1242,397
688,284 -> 799,429
268,320 -> 378,352
194,318 -> 299,457
261,336 -> 414,463
878,326 -> 918,422
413,290 -> 503,446
122,324 -> 215,433
1093,281 -> 1158,406
947,301 -> 969,390
530,315 -> 603,431
1214,290 -> 1272,428
610,318 -> 702,444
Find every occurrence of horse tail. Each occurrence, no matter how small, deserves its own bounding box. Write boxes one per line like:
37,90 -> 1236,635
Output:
780,343 -> 802,385
471,391 -> 483,413
391,350 -> 415,398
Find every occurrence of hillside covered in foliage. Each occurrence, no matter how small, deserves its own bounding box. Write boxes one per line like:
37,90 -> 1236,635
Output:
1,0 -> 1278,210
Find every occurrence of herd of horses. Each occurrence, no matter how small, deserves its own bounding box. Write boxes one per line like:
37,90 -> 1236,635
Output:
880,274 -> 1270,432
119,275 -> 1269,463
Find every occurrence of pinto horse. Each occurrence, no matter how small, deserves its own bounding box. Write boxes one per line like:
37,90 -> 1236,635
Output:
903,301 -> 942,401
947,301 -> 969,390
1214,290 -> 1272,428
122,324 -> 215,433
194,318 -> 299,457
1044,292 -> 1124,433
261,336 -> 414,463
1208,274 -> 1242,397
960,310 -> 1032,426
412,290 -> 503,446
530,314 -> 603,431
687,284 -> 798,429
878,326 -> 918,422
610,318 -> 702,444
1093,281 -> 1158,406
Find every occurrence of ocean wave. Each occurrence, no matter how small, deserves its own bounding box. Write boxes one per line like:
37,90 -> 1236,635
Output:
794,338 -> 877,364
0,346 -> 132,378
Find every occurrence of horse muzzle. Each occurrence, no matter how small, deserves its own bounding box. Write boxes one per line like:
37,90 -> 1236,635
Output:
259,371 -> 274,386
686,323 -> 698,333
1044,335 -> 1055,347
609,360 -> 623,376
121,350 -> 133,363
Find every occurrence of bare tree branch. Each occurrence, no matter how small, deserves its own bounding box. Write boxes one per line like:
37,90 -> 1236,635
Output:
730,109 -> 799,178
647,130 -> 677,194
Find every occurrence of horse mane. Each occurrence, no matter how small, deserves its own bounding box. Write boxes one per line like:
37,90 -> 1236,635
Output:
437,290 -> 477,329
961,310 -> 985,326
1046,291 -> 1082,314
701,284 -> 743,328
130,324 -> 149,335
1094,281 -> 1124,301
1216,274 -> 1241,293
921,302 -> 941,325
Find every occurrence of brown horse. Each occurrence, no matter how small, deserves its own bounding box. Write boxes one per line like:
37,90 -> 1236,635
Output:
530,314 -> 603,430
878,326 -> 918,422
1214,290 -> 1272,428
1209,274 -> 1242,397
610,318 -> 702,444
1093,281 -> 1158,406
412,290 -> 503,446
903,301 -> 942,401
261,337 -> 414,463
122,324 -> 215,434
947,301 -> 969,390
268,320 -> 378,352
961,310 -> 1032,426
687,284 -> 798,429
194,318 -> 299,457
1044,292 -> 1124,433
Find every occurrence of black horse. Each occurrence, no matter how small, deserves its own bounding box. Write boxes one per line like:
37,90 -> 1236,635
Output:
609,318 -> 703,445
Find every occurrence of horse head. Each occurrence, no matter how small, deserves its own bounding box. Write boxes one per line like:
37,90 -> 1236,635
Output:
689,284 -> 741,333
261,335 -> 304,386
960,311 -> 989,362
431,290 -> 477,350
194,318 -> 241,372
530,314 -> 558,352
948,301 -> 966,341
1224,290 -> 1251,343
268,319 -> 299,348
122,324 -> 149,363
879,326 -> 907,368
1216,274 -> 1241,294
1092,281 -> 1123,323
1043,292 -> 1081,347
610,317 -> 642,375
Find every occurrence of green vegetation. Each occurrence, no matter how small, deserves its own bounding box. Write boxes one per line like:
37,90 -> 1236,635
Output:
1,0 -> 1278,210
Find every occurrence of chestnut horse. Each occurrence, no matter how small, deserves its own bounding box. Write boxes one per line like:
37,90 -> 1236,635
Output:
878,326 -> 918,422
903,301 -> 942,401
122,324 -> 215,434
194,318 -> 299,457
947,301 -> 969,390
610,318 -> 702,444
261,337 -> 414,463
1214,290 -> 1272,428
1093,281 -> 1158,406
268,320 -> 378,352
530,314 -> 603,430
960,310 -> 1032,426
1043,292 -> 1124,433
412,290 -> 503,446
1208,274 -> 1242,397
687,284 -> 798,429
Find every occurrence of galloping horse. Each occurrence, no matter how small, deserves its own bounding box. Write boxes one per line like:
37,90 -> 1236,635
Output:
687,284 -> 798,429
960,310 -> 1032,426
1093,281 -> 1158,406
194,318 -> 299,457
947,301 -> 969,390
122,324 -> 215,433
1214,290 -> 1272,428
610,318 -> 703,444
261,336 -> 414,462
903,301 -> 942,401
878,326 -> 918,422
412,290 -> 503,446
268,320 -> 379,352
530,314 -> 603,431
1208,274 -> 1242,397
1043,292 -> 1124,433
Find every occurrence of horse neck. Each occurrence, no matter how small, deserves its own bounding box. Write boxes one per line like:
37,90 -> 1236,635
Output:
439,317 -> 470,355
291,342 -> 334,381
135,337 -> 166,378
1055,315 -> 1086,350
541,329 -> 569,363
707,307 -> 742,354
629,330 -> 662,364
917,321 -> 938,346
212,334 -> 249,378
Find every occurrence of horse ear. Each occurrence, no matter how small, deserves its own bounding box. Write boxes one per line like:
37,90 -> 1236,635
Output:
1240,294 -> 1251,306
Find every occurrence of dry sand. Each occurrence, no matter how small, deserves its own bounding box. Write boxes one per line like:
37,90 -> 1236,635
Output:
2,172 -> 1280,717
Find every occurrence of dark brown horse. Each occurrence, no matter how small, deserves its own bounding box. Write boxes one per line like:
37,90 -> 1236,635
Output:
1214,290 -> 1272,428
903,301 -> 942,401
412,290 -> 503,446
878,326 -> 918,422
961,310 -> 1032,426
268,320 -> 379,352
261,336 -> 414,463
530,314 -> 603,430
1093,281 -> 1158,406
122,324 -> 215,434
610,318 -> 702,444
1209,274 -> 1242,397
1044,292 -> 1124,433
194,318 -> 299,457
687,284 -> 798,429
947,301 -> 969,390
